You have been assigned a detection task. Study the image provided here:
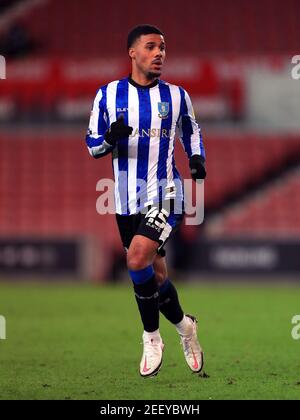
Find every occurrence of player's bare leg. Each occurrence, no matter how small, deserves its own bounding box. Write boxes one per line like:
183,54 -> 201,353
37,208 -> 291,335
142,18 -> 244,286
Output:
153,254 -> 168,287
127,235 -> 164,377
127,234 -> 158,271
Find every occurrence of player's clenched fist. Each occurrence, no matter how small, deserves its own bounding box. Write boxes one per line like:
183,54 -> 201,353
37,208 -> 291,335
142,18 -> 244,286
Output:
189,154 -> 206,183
104,114 -> 133,147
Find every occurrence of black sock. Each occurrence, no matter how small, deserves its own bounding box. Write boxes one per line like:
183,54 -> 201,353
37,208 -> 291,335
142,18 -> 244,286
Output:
159,279 -> 184,324
133,275 -> 159,333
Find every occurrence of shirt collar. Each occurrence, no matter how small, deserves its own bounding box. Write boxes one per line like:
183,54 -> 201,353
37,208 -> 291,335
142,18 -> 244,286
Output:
128,75 -> 159,89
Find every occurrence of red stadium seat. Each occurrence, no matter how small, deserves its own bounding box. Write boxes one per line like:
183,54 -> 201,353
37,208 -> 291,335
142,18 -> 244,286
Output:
1,134 -> 299,248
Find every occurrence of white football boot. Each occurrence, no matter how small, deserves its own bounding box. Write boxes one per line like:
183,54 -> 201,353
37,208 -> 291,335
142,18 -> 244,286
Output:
179,314 -> 204,373
140,331 -> 164,378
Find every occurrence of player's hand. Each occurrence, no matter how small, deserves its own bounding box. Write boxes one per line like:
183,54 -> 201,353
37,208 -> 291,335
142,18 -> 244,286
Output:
189,155 -> 206,183
104,114 -> 133,147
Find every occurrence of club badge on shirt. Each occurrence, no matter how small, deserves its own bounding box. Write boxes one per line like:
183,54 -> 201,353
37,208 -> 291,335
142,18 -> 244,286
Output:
158,102 -> 169,119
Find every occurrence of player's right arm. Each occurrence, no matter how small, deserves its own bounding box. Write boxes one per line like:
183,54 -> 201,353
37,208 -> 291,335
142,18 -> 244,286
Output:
86,88 -> 133,159
85,88 -> 113,159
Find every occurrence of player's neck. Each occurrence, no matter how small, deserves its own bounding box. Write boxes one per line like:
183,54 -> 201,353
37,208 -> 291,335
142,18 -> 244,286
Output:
130,70 -> 159,87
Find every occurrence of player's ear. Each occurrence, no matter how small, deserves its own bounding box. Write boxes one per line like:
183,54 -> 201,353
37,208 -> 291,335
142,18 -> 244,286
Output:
128,48 -> 135,60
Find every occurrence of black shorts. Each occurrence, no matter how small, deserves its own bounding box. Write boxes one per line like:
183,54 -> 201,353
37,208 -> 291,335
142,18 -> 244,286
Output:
116,201 -> 184,257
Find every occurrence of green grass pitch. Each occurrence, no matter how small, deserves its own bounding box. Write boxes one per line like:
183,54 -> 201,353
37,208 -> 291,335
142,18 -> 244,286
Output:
0,282 -> 299,400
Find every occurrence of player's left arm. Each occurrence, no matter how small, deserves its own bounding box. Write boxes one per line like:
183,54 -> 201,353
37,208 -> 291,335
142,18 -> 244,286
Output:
177,88 -> 206,182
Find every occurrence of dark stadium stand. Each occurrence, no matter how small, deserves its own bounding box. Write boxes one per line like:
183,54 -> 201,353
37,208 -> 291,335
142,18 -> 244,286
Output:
0,134 -> 122,251
17,0 -> 299,55
0,134 -> 299,247
209,169 -> 300,237
0,0 -> 22,13
1,0 -> 299,276
175,134 -> 300,209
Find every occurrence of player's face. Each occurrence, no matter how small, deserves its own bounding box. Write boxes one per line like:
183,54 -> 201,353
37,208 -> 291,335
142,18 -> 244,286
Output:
130,34 -> 166,79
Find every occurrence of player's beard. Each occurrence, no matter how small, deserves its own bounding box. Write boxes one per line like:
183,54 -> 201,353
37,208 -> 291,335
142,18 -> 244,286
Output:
147,70 -> 161,80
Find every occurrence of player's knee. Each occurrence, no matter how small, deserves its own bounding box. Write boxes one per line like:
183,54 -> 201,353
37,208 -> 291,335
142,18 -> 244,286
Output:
127,252 -> 149,271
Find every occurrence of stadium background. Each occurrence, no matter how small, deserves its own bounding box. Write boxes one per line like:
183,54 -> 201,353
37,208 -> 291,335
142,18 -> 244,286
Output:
0,0 -> 300,400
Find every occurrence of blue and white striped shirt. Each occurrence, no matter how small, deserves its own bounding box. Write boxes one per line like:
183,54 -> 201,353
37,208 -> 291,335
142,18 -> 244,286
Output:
86,76 -> 205,215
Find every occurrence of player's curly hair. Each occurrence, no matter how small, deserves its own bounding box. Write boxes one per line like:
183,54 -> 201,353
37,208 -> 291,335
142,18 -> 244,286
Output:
127,24 -> 164,50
